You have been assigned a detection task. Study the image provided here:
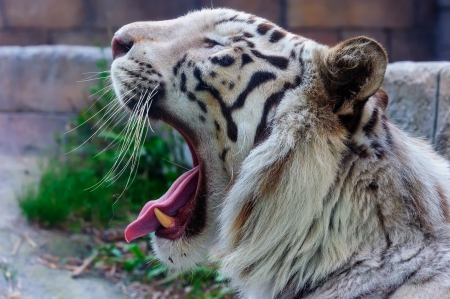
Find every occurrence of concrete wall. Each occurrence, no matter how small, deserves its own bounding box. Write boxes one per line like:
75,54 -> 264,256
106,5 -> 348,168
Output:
0,0 -> 444,61
0,46 -> 449,158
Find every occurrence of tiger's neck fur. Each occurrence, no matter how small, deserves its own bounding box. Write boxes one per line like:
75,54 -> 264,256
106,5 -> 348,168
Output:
218,72 -> 450,298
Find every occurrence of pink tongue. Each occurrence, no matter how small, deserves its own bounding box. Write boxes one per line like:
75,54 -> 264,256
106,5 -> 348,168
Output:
124,166 -> 199,242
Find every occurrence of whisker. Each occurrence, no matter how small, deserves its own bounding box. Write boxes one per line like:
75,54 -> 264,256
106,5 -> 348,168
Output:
87,80 -> 164,197
144,84 -> 160,133
65,94 -> 119,134
66,87 -> 139,153
104,98 -> 148,187
233,131 -> 247,156
78,71 -> 111,81
92,111 -> 133,158
106,85 -> 159,189
81,70 -> 111,75
159,157 -> 190,170
88,77 -> 134,98
90,88 -> 147,188
81,88 -> 116,116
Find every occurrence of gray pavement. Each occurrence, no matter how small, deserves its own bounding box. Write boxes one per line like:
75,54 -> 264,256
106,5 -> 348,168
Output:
0,154 -> 125,299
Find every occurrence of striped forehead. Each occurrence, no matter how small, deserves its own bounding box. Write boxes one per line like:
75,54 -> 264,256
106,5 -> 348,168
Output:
185,9 -> 290,43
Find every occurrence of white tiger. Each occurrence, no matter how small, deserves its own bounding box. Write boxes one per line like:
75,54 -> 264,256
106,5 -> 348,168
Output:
110,8 -> 450,298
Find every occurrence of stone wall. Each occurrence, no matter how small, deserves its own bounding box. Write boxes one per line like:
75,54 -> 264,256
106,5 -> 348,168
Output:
0,46 -> 112,154
0,0 -> 445,61
382,62 -> 450,161
0,46 -> 449,158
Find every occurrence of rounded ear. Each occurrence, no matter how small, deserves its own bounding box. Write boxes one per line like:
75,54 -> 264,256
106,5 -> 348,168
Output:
320,36 -> 388,109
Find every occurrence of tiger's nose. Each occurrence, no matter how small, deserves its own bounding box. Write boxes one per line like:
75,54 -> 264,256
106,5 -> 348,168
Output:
111,34 -> 134,60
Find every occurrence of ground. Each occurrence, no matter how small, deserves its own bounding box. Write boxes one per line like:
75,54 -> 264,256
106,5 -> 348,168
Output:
0,154 -> 126,299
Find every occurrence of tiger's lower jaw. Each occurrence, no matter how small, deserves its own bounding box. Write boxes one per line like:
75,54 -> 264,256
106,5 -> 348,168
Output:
151,221 -> 218,270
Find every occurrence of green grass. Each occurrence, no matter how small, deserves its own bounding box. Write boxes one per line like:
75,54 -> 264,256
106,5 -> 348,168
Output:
19,158 -> 124,228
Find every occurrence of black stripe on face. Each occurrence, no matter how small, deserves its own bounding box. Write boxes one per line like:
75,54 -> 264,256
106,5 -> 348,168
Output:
194,67 -> 238,142
211,55 -> 235,67
180,72 -> 187,92
256,23 -> 273,35
186,92 -> 208,114
270,30 -> 286,43
362,108 -> 379,136
338,100 -> 368,134
251,50 -> 289,70
253,78 -> 302,145
254,90 -> 285,145
247,15 -> 257,24
173,54 -> 187,76
298,45 -> 305,70
290,50 -> 296,60
241,53 -> 254,67
382,116 -> 393,148
197,101 -> 207,113
220,148 -> 229,161
231,72 -> 276,110
215,15 -> 247,26
232,36 -> 255,48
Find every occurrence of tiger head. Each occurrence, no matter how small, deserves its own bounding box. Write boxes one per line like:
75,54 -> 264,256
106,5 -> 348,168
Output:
111,7 -> 387,283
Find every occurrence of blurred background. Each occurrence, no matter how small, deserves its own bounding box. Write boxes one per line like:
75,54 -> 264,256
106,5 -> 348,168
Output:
1,0 -> 449,61
0,1 -> 449,299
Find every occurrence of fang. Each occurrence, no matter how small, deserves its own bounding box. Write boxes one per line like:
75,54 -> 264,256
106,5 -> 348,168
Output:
154,208 -> 174,228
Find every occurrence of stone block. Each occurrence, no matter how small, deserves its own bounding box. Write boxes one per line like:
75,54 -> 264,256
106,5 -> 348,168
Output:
0,112 -> 71,155
91,0 -> 198,28
49,30 -> 111,47
382,62 -> 449,142
0,46 -> 112,113
390,29 -> 435,62
435,111 -> 450,161
341,29 -> 388,50
435,66 -> 450,159
437,66 -> 450,132
287,0 -> 414,28
200,0 -> 281,24
4,0 -> 84,29
291,28 -> 339,46
0,29 -> 47,45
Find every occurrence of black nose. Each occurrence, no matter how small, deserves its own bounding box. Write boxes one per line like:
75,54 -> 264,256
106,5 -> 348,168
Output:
111,35 -> 133,60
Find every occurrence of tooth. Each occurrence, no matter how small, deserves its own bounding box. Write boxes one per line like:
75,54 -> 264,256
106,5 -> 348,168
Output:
154,208 -> 173,228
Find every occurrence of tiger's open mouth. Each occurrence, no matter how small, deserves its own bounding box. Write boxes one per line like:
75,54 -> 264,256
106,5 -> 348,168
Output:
125,119 -> 205,242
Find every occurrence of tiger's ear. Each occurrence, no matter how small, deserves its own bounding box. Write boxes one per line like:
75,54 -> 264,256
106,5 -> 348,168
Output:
319,36 -> 387,112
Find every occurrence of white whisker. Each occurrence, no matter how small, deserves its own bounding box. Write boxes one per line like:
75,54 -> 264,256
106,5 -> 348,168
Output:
159,157 -> 190,170
233,131 -> 247,156
66,87 -> 139,154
